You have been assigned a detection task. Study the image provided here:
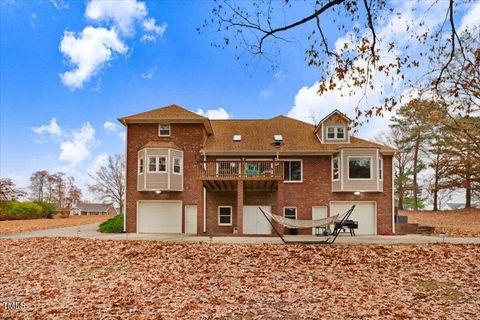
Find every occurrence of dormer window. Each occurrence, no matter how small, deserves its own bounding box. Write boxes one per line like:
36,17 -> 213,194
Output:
159,124 -> 170,136
326,126 -> 346,140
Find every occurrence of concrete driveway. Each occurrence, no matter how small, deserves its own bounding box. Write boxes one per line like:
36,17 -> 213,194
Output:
2,223 -> 480,244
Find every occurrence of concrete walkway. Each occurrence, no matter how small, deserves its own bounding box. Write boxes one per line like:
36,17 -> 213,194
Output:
1,222 -> 480,244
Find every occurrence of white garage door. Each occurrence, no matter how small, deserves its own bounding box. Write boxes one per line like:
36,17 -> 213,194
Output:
243,206 -> 271,235
330,202 -> 376,235
137,201 -> 182,233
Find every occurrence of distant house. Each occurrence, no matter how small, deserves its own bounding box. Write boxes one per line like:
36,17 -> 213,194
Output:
444,203 -> 465,210
70,203 -> 117,216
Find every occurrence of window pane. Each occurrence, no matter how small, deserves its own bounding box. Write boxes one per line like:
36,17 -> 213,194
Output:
139,159 -> 144,173
284,161 -> 290,180
174,158 -> 181,173
349,158 -> 371,179
333,158 -> 339,180
337,127 -> 345,139
219,207 -> 231,215
158,157 -> 166,172
219,215 -> 231,224
148,157 -> 157,171
284,208 -> 296,219
327,127 -> 335,138
290,161 -> 301,181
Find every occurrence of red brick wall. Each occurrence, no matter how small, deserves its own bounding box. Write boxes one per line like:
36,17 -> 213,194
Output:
125,123 -> 206,232
201,155 -> 393,235
126,123 -> 393,235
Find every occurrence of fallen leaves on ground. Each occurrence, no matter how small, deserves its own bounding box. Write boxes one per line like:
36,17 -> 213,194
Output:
0,215 -> 112,235
0,238 -> 479,319
401,208 -> 480,237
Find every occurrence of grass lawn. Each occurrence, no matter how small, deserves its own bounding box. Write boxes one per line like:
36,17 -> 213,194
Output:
0,238 -> 479,319
0,215 -> 112,235
401,208 -> 480,237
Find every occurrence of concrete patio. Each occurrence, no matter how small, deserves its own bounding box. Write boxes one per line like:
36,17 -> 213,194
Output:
1,222 -> 480,244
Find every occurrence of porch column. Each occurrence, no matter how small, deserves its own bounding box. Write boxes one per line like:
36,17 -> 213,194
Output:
275,181 -> 285,236
237,180 -> 244,235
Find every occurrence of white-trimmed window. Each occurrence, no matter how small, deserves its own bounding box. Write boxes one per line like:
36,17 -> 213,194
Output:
139,158 -> 144,174
327,127 -> 335,139
379,158 -> 383,180
348,157 -> 372,179
173,157 -> 182,174
148,156 -> 167,172
218,206 -> 232,226
284,160 -> 302,182
148,157 -> 157,172
159,124 -> 171,136
337,127 -> 345,139
326,126 -> 346,140
284,207 -> 297,219
332,157 -> 340,181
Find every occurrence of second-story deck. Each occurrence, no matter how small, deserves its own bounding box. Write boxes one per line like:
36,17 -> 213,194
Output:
197,160 -> 284,191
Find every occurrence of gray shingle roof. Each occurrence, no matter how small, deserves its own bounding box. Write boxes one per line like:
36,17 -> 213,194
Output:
73,203 -> 113,212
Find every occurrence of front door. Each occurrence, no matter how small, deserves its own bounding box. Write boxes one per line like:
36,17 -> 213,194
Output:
243,206 -> 271,235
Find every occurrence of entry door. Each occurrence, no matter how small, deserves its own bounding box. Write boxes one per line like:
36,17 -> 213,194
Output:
311,206 -> 327,235
185,205 -> 197,234
243,206 -> 271,235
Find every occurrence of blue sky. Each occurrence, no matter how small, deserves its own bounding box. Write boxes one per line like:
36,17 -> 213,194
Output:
1,0 -> 479,199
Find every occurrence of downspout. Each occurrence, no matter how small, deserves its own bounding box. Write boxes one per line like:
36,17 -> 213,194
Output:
203,187 -> 207,233
201,150 -> 207,233
391,154 -> 395,233
123,125 -> 127,233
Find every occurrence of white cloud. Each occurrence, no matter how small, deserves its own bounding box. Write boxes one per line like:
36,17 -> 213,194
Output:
33,118 -> 63,137
117,131 -> 126,141
59,26 -> 127,90
85,0 -> 147,35
459,1 -> 480,32
259,89 -> 274,100
88,153 -> 108,176
50,0 -> 69,10
59,122 -> 96,166
142,18 -> 167,38
103,120 -> 119,132
141,65 -> 157,79
196,108 -> 232,119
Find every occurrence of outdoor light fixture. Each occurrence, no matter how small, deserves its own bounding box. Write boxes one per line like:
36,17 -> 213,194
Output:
354,191 -> 361,196
155,190 -> 161,194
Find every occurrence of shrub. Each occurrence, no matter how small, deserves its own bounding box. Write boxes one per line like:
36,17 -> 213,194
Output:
97,214 -> 124,233
35,201 -> 57,218
2,201 -> 44,220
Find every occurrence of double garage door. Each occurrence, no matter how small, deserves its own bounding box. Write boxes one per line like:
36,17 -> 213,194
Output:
330,202 -> 376,235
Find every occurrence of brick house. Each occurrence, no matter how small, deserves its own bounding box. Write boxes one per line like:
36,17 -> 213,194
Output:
119,105 -> 395,236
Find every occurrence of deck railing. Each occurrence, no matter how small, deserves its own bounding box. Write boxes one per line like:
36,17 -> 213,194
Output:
197,160 -> 284,180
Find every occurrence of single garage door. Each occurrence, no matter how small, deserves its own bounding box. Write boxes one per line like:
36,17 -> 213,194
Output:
137,201 -> 182,233
330,202 -> 376,235
243,206 -> 271,235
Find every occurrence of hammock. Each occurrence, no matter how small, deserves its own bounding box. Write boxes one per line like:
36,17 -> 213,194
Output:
259,208 -> 340,229
258,205 -> 356,245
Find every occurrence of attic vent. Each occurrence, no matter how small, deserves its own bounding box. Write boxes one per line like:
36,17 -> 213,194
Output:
233,135 -> 242,141
274,134 -> 283,142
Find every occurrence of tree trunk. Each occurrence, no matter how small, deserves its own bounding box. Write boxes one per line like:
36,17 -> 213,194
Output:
412,135 -> 420,211
433,158 -> 439,211
465,144 -> 472,208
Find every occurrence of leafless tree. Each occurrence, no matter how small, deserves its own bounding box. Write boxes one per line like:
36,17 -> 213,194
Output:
88,154 -> 125,214
0,178 -> 27,201
202,0 -> 477,124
